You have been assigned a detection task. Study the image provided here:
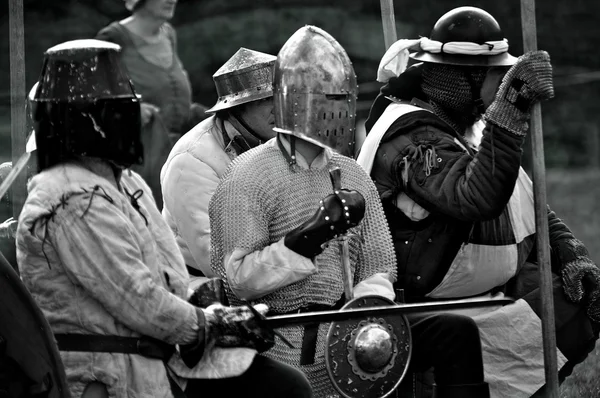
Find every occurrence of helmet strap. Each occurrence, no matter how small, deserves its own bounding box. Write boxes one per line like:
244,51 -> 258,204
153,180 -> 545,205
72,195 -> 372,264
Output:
276,134 -> 298,170
228,110 -> 263,149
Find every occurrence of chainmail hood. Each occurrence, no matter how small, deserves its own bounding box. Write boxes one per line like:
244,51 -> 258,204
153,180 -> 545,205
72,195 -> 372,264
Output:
421,63 -> 488,134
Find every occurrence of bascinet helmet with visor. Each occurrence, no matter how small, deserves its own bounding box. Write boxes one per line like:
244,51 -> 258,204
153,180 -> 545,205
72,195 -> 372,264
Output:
32,39 -> 143,172
410,6 -> 517,67
273,25 -> 358,157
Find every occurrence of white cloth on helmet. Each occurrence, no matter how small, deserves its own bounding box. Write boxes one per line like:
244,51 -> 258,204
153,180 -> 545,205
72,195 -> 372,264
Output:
377,37 -> 509,83
377,39 -> 420,83
420,37 -> 509,56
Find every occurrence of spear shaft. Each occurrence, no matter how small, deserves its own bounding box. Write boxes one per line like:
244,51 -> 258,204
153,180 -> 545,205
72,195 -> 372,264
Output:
379,0 -> 397,51
8,0 -> 27,219
520,0 -> 559,395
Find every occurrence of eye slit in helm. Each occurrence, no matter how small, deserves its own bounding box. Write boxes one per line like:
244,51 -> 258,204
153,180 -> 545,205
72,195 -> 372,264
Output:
273,26 -> 357,157
32,39 -> 143,172
410,6 -> 517,67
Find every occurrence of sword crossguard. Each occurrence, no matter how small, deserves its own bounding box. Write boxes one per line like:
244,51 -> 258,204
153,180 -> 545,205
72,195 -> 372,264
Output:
245,304 -> 295,349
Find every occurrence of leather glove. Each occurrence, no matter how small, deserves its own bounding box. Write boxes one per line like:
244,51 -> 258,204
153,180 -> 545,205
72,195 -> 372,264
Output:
557,239 -> 600,323
484,50 -> 554,136
188,278 -> 229,308
284,188 -> 366,259
205,303 -> 275,353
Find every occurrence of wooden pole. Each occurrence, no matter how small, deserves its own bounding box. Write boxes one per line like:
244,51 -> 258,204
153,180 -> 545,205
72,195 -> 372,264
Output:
588,123 -> 600,169
9,0 -> 28,220
379,0 -> 397,51
520,0 -> 559,396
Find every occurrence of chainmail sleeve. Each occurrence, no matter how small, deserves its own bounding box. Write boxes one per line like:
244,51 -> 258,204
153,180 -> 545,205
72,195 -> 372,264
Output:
209,149 -> 275,290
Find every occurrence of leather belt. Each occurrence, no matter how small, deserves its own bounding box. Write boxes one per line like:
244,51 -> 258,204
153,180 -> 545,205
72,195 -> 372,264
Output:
54,334 -> 174,361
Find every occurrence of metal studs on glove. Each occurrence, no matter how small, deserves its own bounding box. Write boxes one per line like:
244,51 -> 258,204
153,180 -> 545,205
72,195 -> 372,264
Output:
284,189 -> 366,259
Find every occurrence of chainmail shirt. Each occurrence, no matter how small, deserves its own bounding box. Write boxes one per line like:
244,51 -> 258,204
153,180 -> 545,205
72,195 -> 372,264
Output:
209,139 -> 396,396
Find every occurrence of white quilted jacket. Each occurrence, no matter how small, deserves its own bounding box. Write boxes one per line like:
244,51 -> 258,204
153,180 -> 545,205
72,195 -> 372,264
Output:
17,164 -> 198,398
161,115 -> 234,278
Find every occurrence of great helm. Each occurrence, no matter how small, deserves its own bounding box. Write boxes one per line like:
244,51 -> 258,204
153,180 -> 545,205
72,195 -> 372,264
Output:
410,6 -> 517,67
206,48 -> 277,114
32,39 -> 143,171
273,25 -> 358,157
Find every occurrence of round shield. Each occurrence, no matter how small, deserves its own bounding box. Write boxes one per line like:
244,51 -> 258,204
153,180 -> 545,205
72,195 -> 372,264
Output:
325,295 -> 412,398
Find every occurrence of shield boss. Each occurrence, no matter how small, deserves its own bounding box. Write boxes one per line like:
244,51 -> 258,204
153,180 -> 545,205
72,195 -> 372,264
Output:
325,295 -> 412,398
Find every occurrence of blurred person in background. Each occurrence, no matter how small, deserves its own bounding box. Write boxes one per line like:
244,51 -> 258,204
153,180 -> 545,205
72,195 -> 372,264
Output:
161,47 -> 277,288
96,0 -> 209,210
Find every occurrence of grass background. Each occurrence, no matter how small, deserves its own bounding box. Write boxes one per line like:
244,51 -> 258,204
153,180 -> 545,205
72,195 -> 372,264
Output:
546,169 -> 600,397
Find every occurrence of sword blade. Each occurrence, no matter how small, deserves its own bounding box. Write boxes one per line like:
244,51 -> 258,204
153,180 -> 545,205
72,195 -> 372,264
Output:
0,150 -> 30,200
0,132 -> 35,201
265,297 -> 513,329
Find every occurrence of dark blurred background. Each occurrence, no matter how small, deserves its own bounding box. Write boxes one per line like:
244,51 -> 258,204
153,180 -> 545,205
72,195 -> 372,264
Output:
1,0 -> 600,169
1,2 -> 600,394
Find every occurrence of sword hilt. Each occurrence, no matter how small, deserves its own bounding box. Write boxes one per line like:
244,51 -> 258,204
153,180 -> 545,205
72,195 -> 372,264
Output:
329,167 -> 354,302
329,167 -> 342,193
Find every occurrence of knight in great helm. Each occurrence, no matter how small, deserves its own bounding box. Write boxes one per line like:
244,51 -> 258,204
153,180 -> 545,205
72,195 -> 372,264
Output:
358,6 -> 599,397
210,25 -> 490,398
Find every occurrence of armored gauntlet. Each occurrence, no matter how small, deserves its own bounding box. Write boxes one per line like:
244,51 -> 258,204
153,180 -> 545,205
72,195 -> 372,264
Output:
179,304 -> 275,368
557,239 -> 600,323
484,50 -> 554,136
284,189 -> 366,258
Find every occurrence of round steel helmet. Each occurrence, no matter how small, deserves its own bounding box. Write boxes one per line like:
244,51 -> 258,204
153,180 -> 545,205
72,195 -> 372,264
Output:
32,39 -> 143,171
206,48 -> 277,114
410,6 -> 517,66
273,25 -> 358,157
